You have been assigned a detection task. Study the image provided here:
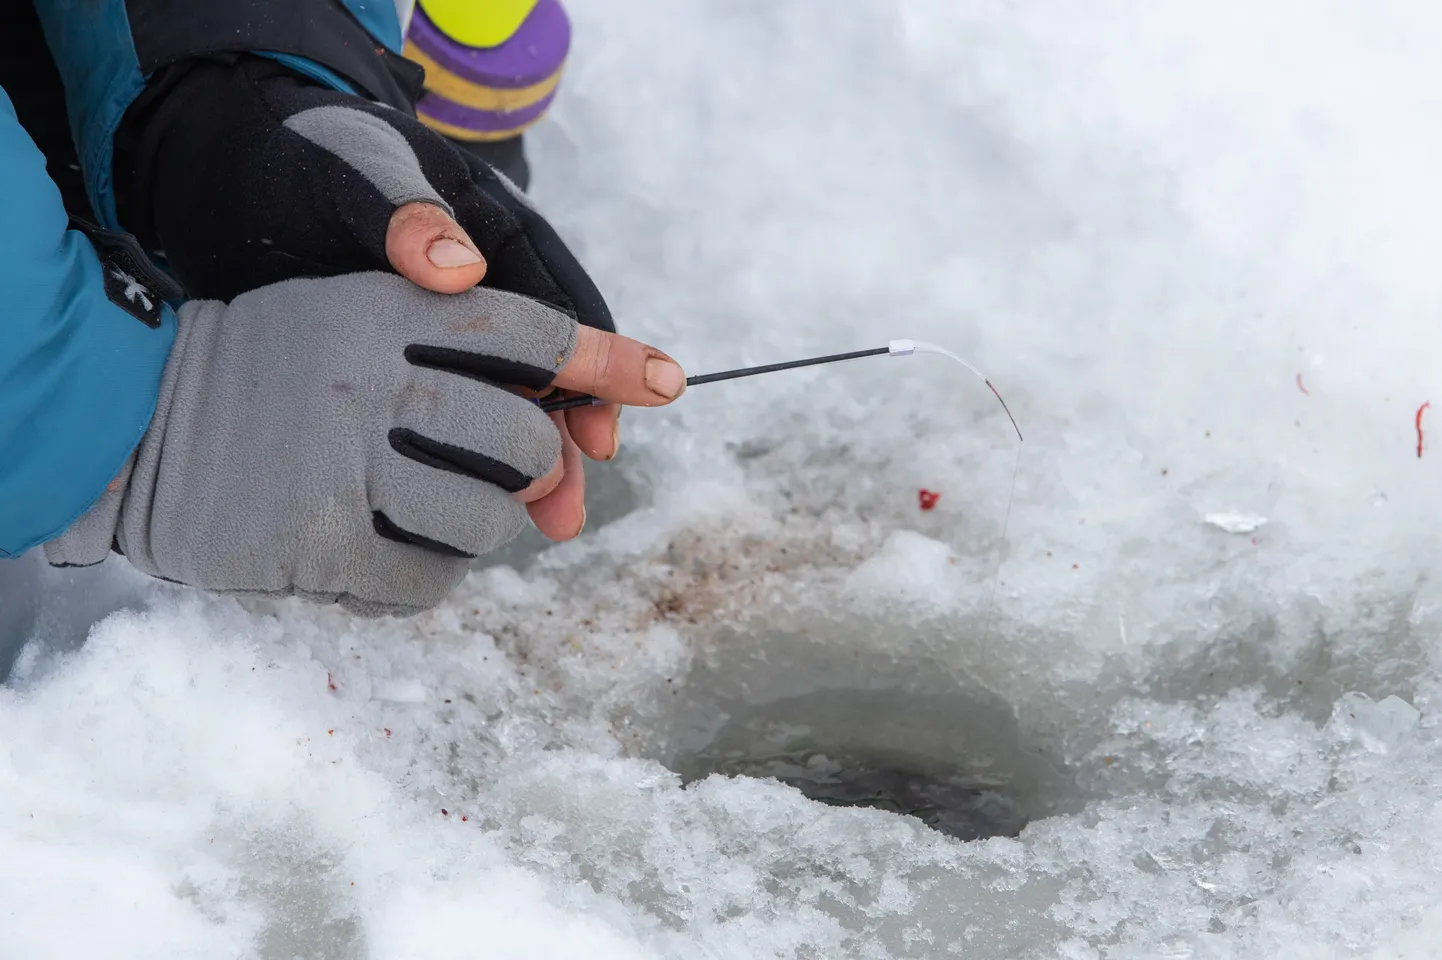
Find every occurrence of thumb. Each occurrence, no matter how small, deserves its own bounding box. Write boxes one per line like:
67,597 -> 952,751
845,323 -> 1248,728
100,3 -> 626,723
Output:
386,201 -> 488,294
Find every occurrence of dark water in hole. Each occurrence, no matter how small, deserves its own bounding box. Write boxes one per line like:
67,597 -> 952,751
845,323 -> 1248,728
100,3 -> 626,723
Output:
687,740 -> 1030,841
669,689 -> 1077,842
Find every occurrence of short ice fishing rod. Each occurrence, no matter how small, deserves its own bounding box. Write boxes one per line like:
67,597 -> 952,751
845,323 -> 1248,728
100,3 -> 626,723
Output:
539,339 -> 1024,442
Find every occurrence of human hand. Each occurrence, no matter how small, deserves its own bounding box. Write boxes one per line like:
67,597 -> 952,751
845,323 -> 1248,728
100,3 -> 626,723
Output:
119,55 -> 628,540
45,273 -> 684,615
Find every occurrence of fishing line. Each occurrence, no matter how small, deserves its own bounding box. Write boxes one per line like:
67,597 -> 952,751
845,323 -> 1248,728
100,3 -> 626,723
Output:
979,444 -> 1023,668
893,341 -> 1023,663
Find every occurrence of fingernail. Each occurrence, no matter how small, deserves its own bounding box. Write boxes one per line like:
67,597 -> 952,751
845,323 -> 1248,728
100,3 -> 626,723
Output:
426,238 -> 482,268
610,410 -> 622,460
575,505 -> 587,538
644,358 -> 686,400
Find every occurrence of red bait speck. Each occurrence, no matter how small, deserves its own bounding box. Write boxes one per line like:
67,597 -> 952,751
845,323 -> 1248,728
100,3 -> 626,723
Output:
918,489 -> 941,511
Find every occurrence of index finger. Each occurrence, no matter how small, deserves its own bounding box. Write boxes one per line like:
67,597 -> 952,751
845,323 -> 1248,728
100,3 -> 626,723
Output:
552,326 -> 686,407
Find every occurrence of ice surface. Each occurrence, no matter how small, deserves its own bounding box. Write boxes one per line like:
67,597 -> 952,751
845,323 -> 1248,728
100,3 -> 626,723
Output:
1203,513 -> 1268,535
7,0 -> 1442,956
1329,692 -> 1421,755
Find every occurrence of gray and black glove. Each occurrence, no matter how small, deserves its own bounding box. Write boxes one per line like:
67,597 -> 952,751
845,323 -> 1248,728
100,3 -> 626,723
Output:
46,272 -> 575,616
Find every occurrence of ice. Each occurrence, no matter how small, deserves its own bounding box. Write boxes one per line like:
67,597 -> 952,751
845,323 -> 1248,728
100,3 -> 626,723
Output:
7,0 -> 1442,956
1203,512 -> 1268,535
1328,692 -> 1422,755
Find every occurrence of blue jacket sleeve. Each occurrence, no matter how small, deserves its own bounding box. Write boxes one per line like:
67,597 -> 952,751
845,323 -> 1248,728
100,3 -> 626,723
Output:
0,87 -> 176,558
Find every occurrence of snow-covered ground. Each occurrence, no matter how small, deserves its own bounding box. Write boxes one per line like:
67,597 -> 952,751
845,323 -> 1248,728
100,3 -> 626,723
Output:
6,1 -> 1442,956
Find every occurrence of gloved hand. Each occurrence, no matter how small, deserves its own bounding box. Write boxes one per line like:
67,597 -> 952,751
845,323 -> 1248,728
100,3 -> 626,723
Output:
114,54 -> 626,542
117,55 -> 608,323
44,272 -> 685,616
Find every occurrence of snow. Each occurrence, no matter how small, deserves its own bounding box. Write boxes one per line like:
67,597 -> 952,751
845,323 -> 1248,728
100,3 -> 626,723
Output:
6,0 -> 1442,956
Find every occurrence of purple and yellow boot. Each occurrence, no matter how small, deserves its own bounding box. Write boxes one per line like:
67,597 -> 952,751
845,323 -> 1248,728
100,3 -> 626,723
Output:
403,0 -> 571,190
